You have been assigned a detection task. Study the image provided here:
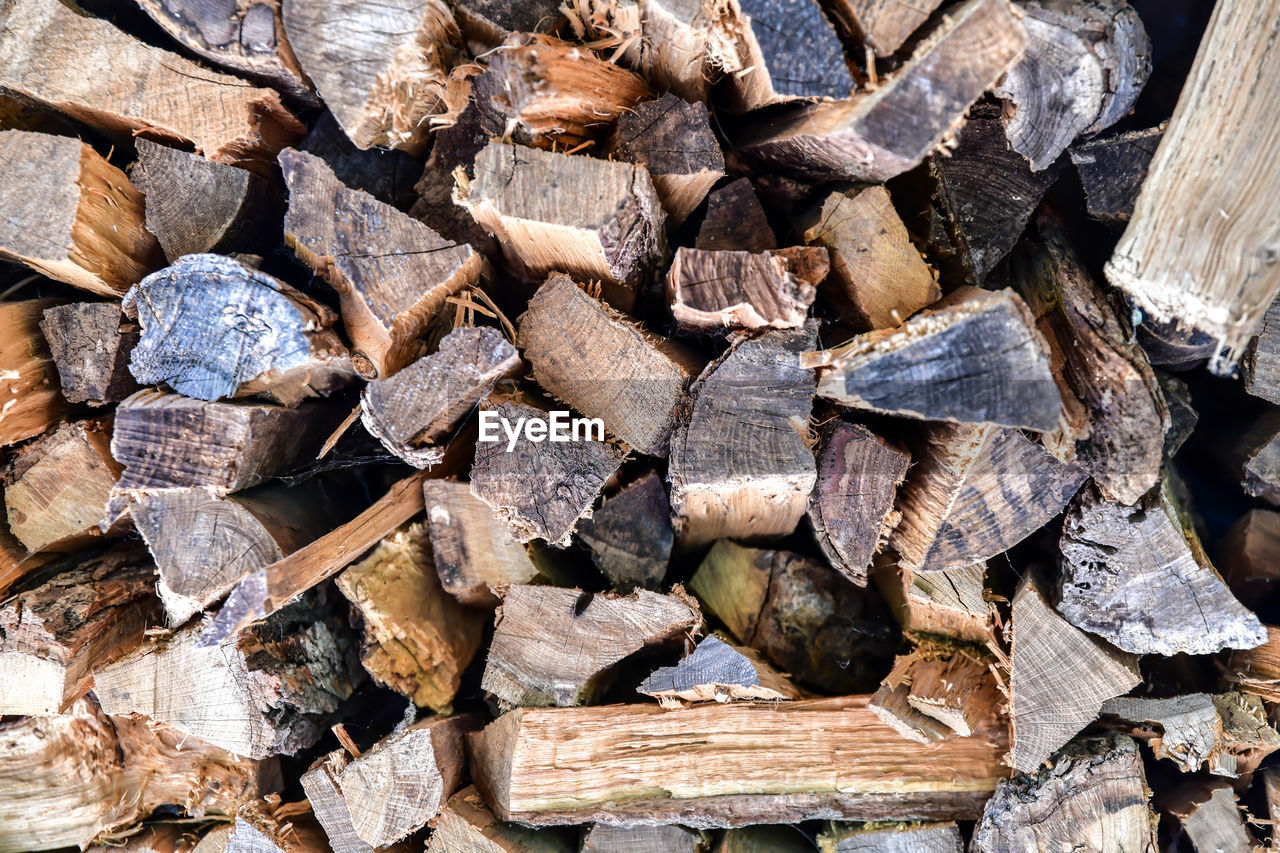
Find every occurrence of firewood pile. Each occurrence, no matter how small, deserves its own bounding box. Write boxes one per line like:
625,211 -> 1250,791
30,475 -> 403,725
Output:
3,0 -> 1280,849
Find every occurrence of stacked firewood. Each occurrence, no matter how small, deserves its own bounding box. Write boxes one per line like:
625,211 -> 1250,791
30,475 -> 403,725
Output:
2,0 -> 1280,850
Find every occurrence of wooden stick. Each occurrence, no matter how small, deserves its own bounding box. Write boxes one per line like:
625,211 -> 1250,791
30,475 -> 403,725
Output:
576,471 -> 674,589
39,302 -> 139,405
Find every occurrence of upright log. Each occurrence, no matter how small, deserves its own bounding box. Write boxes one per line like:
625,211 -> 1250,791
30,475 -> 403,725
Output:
39,303 -> 140,406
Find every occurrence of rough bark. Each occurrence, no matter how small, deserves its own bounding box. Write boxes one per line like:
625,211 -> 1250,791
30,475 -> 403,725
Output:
39,302 -> 140,405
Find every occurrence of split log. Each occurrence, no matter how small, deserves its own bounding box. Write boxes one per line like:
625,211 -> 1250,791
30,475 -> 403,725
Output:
124,254 -> 353,406
1104,0 -> 1280,356
695,178 -> 776,253
581,825 -> 705,852
873,559 -> 993,645
424,479 -> 541,607
633,0 -> 735,102
1009,574 -> 1140,773
470,399 -> 627,547
0,299 -> 69,448
1227,626 -> 1280,703
817,822 -> 962,853
471,34 -> 651,150
801,185 -> 938,331
808,421 -> 909,586
282,0 -> 462,152
806,287 -> 1062,432
93,592 -> 362,759
457,141 -> 665,312
1239,411 -> 1280,505
302,715 -> 474,850
39,302 -> 140,405
518,274 -> 694,455
336,522 -> 485,713
888,645 -> 1000,737
823,0 -> 946,56
0,543 -> 159,715
468,696 -> 1008,827
1245,295 -> 1280,406
0,699 -> 271,853
132,139 -> 285,262
666,247 -> 826,332
300,111 -> 424,210
3,418 -> 121,553
426,786 -> 575,853
1162,781 -> 1255,853
86,824 -> 202,853
576,472 -> 674,589
0,130 -> 160,296
481,584 -> 700,707
993,0 -> 1151,171
971,734 -> 1158,853
725,0 -> 855,111
718,826 -> 813,852
215,804 -> 332,853
1056,482 -> 1266,655
453,0 -> 563,49
736,0 -> 1027,182
1158,371 -> 1197,460
361,326 -> 521,468
280,147 -> 483,379
0,0 -> 304,169
1069,125 -> 1164,225
410,99 -> 497,253
668,323 -> 817,547
688,541 -> 896,693
1218,509 -> 1280,607
1013,212 -> 1168,504
867,676 -> 953,745
890,423 -> 1086,573
609,93 -> 724,226
638,634 -> 799,706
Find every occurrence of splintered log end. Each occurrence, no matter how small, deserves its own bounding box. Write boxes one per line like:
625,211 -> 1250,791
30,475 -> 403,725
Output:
576,472 -> 674,589
666,247 -> 824,332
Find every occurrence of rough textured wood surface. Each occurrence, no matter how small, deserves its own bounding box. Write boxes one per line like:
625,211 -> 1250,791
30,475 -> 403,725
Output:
362,326 -> 520,467
737,0 -> 1027,182
669,323 -> 817,547
1239,411 -> 1280,505
468,696 -> 1007,827
1069,125 -> 1163,224
282,0 -> 461,152
581,824 -> 705,853
519,275 -> 693,455
482,584 -> 699,707
1244,295 -> 1280,406
336,522 -> 484,713
1162,781 -> 1254,853
576,472 -> 673,589
633,0 -> 732,102
638,634 -> 799,706
0,300 -> 69,448
818,822 -> 962,852
215,804 -> 333,853
0,544 -> 158,715
824,0 -> 946,55
1104,0 -> 1280,356
39,302 -> 140,405
124,254 -> 353,406
1057,483 -> 1266,656
695,178 -> 776,253
453,0 -> 563,49
1009,574 -> 1140,774
809,421 -> 909,586
726,0 -> 855,111
666,247 -> 825,332
133,139 -> 285,262
426,786 -> 575,853
0,130 -> 160,296
424,479 -> 541,607
300,111 -> 424,210
888,644 -> 1001,737
719,826 -> 812,852
971,734 -> 1158,853
281,147 -> 481,379
85,824 -> 203,853
1227,625 -> 1280,703
1219,509 -> 1280,608
874,559 -> 993,645
0,0 -> 303,169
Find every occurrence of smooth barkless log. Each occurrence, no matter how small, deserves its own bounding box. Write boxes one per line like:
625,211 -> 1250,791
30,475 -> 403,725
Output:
576,472 -> 674,589
696,178 -> 776,253
425,786 -> 575,853
1069,125 -> 1163,224
666,247 -> 826,332
824,0 -> 946,56
725,0 -> 855,111
424,479 -> 541,607
0,130 -> 160,296
39,303 -> 140,405
0,300 -> 69,448
638,634 -> 798,706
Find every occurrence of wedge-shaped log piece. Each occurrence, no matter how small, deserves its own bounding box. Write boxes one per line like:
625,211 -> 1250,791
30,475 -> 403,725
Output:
1069,125 -> 1163,225
802,185 -> 937,331
426,786 -> 575,853
39,302 -> 139,405
576,472 -> 674,589
610,93 -> 724,226
0,699 -> 271,853
4,418 -> 121,553
1009,574 -> 1140,773
302,715 -> 474,851
410,100 -> 496,252
133,140 -> 285,262
972,734 -> 1157,853
94,593 -> 362,759
0,544 -> 159,715
0,300 -> 69,448
1057,483 -> 1266,656
634,0 -> 736,102
824,0 -> 946,56
1161,781 -> 1255,853
807,287 -> 1061,432
737,0 -> 1027,182
669,324 -> 817,547
282,0 -> 461,152
482,584 -> 699,707
995,0 -> 1150,171
471,400 -> 626,547
638,634 -> 799,706
519,275 -> 694,455
0,0 -> 303,169
809,421 -> 909,586
582,825 -> 705,853
726,0 -> 855,111
1219,509 -> 1280,607
336,522 -> 485,713
891,423 -> 1086,573
1246,296 -> 1280,406
1105,0 -> 1280,356
873,559 -> 993,644
666,247 -> 825,332
457,142 -> 665,311
281,148 -> 481,379
468,696 -> 1008,827
818,821 -> 962,852
689,541 -> 897,693
362,326 -> 521,468
125,254 -> 353,406
424,480 -> 541,607
0,130 -> 160,296
696,178 -> 776,253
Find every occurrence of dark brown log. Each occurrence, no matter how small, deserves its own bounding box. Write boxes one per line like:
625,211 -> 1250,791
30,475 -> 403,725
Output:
299,111 -> 424,210
482,584 -> 700,707
1161,780 -> 1255,853
1069,125 -> 1164,225
695,178 -> 776,253
1244,295 -> 1280,406
280,147 -> 483,379
581,825 -> 705,853
637,634 -> 799,706
408,100 -> 497,253
426,786 -> 575,853
1158,371 -> 1197,460
666,247 -> 826,332
1219,509 -> 1280,608
824,0 -> 946,56
0,299 -> 70,449
453,0 -> 563,50
818,822 -> 962,852
724,0 -> 855,111
215,803 -> 333,853
576,472 -> 674,589
39,302 -> 140,406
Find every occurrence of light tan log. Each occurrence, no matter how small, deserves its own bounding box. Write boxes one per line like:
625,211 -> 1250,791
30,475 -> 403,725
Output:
425,786 -> 575,853
424,479 -> 541,607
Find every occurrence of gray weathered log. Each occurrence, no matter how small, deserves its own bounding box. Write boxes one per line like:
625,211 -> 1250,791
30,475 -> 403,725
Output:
576,472 -> 674,589
39,303 -> 140,406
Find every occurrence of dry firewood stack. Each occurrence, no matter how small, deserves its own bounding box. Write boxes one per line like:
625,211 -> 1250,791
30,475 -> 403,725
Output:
4,0 -> 1280,849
